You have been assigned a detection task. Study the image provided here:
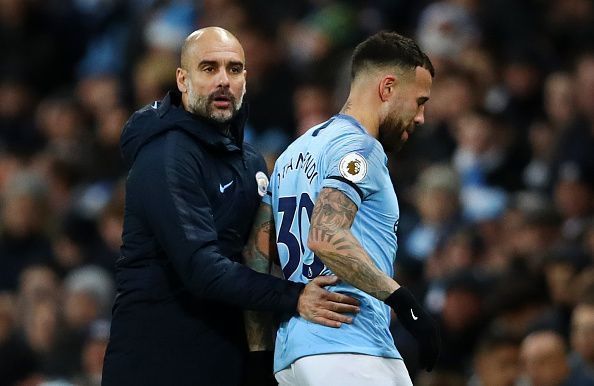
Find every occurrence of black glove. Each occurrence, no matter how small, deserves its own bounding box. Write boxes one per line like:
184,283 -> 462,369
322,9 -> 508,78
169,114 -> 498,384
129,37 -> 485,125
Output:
385,287 -> 440,371
243,350 -> 277,386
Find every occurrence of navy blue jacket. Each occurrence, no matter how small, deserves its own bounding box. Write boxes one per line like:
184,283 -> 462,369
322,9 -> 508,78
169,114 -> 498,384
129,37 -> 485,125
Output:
102,91 -> 303,386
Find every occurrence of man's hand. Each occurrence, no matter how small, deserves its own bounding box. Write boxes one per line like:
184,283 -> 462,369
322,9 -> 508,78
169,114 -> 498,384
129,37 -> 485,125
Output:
384,287 -> 440,371
297,275 -> 360,328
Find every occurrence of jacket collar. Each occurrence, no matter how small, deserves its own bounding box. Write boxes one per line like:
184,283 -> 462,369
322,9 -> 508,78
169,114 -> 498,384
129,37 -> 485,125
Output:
158,89 -> 248,152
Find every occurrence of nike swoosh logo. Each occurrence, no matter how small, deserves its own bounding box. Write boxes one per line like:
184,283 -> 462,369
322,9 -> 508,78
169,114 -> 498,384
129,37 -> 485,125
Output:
151,101 -> 159,109
219,180 -> 234,193
411,309 -> 419,321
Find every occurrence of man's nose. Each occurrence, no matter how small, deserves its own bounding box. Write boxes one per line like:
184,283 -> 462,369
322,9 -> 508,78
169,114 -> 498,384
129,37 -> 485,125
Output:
414,107 -> 425,126
216,68 -> 230,87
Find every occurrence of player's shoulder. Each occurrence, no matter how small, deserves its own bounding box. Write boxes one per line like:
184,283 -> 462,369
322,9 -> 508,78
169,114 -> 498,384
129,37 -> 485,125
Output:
324,115 -> 366,136
322,120 -> 387,174
324,122 -> 382,158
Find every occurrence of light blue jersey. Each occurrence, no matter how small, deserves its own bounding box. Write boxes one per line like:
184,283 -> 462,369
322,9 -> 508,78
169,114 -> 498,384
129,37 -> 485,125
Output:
263,114 -> 401,372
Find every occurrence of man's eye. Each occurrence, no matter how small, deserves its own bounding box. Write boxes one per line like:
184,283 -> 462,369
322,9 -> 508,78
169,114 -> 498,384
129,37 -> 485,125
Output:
204,67 -> 214,73
230,66 -> 242,73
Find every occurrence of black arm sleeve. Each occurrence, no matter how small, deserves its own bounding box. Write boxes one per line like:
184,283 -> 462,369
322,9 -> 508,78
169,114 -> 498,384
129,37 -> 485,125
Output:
135,133 -> 303,312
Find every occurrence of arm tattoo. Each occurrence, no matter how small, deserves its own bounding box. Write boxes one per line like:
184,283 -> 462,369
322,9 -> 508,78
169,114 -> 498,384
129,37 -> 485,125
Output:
243,203 -> 277,351
309,188 -> 397,300
311,188 -> 356,229
243,203 -> 277,273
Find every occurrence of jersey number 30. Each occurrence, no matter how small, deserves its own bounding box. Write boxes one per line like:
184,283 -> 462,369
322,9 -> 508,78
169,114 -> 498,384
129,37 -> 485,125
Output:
278,194 -> 326,279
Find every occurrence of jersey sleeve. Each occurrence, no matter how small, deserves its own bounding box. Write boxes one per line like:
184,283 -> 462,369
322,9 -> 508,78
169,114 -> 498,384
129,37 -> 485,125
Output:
261,164 -> 276,206
321,131 -> 387,207
262,190 -> 272,206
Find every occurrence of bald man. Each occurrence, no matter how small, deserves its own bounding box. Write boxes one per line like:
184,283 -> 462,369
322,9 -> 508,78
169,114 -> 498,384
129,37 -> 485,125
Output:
102,27 -> 359,386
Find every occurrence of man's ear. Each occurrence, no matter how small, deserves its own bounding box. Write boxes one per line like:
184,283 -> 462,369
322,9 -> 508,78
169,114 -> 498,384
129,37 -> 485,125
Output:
379,75 -> 397,102
176,68 -> 188,93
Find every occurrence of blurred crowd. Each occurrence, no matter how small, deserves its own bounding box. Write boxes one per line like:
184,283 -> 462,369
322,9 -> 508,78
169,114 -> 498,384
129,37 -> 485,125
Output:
1,0 -> 594,385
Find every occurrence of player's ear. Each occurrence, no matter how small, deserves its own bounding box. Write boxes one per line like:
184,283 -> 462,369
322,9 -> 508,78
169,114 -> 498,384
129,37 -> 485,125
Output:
379,75 -> 397,102
176,68 -> 188,93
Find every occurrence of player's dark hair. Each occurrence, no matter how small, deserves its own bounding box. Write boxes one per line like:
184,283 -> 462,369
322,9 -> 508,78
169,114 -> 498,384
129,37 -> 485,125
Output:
351,31 -> 434,79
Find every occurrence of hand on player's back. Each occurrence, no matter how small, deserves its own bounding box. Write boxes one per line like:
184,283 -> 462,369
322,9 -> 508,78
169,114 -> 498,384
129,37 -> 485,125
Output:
297,275 -> 360,328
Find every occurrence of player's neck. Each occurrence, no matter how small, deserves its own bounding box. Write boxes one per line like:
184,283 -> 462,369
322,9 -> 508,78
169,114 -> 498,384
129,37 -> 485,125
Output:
339,96 -> 379,138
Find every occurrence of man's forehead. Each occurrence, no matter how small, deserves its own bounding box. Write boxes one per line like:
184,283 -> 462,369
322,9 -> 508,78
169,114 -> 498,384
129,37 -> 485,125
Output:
182,28 -> 245,67
414,66 -> 432,91
190,40 -> 245,64
414,66 -> 432,80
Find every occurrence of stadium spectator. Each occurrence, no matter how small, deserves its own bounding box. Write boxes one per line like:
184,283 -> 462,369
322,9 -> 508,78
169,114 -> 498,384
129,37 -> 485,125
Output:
402,163 -> 461,263
553,161 -> 594,242
520,329 -> 594,386
570,287 -> 594,375
0,172 -> 53,291
468,328 -> 521,386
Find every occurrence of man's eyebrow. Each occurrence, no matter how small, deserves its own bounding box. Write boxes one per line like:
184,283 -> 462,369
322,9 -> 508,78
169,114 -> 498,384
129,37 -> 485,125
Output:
197,60 -> 244,68
198,60 -> 219,68
228,61 -> 244,68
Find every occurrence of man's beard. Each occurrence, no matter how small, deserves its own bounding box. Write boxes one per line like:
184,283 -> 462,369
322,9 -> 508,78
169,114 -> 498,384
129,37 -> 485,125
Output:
378,113 -> 413,153
186,86 -> 244,124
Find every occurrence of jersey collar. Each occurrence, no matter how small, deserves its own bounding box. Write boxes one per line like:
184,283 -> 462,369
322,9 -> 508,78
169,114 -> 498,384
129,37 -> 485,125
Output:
334,114 -> 369,135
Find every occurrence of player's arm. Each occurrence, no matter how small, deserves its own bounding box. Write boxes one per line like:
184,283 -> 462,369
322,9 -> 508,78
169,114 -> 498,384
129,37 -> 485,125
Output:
242,202 -> 277,352
307,187 -> 440,371
307,187 -> 399,299
242,202 -> 361,351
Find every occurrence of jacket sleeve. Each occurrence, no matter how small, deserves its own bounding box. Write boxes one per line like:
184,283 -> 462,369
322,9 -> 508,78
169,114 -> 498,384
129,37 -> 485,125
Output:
134,133 -> 304,312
